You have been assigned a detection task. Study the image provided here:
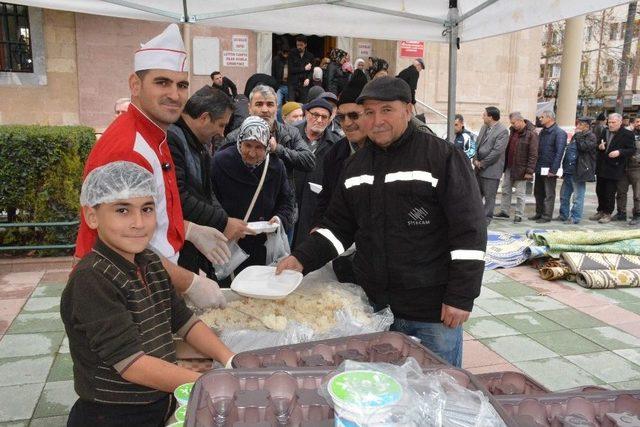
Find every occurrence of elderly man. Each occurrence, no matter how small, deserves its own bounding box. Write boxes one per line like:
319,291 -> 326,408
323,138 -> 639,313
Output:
615,117 -> 640,225
473,106 -> 509,224
276,77 -> 486,367
293,97 -> 342,247
558,117 -> 597,224
397,58 -> 425,105
495,112 -> 538,223
75,24 -> 227,309
529,110 -> 566,223
168,86 -> 254,280
212,116 -> 294,273
281,101 -> 303,125
590,113 -> 636,223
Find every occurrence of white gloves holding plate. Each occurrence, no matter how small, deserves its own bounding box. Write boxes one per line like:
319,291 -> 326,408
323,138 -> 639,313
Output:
185,222 -> 231,265
184,273 -> 227,309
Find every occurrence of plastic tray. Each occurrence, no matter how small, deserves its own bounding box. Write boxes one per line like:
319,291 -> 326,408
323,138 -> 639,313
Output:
476,371 -> 550,396
247,221 -> 279,234
496,390 -> 640,426
184,366 -> 514,426
231,331 -> 449,370
230,266 -> 303,299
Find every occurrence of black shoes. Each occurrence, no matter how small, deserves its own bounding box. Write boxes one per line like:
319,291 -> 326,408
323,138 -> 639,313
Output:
528,214 -> 542,221
494,212 -> 510,219
513,216 -> 522,223
536,218 -> 551,223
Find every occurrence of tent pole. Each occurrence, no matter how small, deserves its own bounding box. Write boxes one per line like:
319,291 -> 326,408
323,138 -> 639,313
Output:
447,1 -> 459,143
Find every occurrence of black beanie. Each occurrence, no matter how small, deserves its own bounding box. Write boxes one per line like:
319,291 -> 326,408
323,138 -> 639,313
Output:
338,69 -> 368,106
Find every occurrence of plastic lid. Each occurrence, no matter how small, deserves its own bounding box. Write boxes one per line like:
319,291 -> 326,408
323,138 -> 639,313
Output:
174,405 -> 187,422
328,370 -> 402,409
174,382 -> 194,405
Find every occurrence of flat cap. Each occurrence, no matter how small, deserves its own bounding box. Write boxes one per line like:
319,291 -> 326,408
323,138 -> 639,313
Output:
356,76 -> 412,104
577,116 -> 594,124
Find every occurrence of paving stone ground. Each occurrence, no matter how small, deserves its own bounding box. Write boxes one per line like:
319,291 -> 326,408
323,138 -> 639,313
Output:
1,181 -> 640,424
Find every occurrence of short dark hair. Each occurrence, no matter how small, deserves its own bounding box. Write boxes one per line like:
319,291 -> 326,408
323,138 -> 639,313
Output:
295,35 -> 307,43
184,85 -> 233,121
454,114 -> 464,123
210,71 -> 221,79
485,106 -> 500,121
135,70 -> 149,80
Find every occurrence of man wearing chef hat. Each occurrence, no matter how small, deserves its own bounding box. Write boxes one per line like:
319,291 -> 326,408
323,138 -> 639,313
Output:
75,24 -> 228,309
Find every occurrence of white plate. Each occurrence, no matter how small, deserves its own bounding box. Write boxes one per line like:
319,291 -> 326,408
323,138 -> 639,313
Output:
247,221 -> 279,234
231,266 -> 303,299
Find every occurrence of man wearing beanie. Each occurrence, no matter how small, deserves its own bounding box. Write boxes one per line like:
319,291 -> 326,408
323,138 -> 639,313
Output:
281,101 -> 304,125
278,76 -> 486,367
293,97 -> 342,247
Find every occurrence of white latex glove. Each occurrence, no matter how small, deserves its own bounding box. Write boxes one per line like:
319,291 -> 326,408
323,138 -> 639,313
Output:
185,222 -> 231,265
184,273 -> 227,309
224,355 -> 235,369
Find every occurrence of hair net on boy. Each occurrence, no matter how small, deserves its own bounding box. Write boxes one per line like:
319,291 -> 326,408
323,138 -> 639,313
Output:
80,161 -> 157,207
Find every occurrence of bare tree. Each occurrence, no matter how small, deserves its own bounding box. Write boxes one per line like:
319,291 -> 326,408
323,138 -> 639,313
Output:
616,1 -> 638,113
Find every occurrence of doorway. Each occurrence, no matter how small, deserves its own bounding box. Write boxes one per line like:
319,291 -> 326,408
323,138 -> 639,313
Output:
272,34 -> 336,64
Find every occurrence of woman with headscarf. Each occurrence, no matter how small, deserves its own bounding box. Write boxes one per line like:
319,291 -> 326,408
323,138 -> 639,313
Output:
368,57 -> 389,79
327,48 -> 349,96
211,116 -> 294,273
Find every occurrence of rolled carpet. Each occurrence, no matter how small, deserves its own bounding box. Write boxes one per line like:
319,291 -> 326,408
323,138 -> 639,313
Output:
576,269 -> 640,289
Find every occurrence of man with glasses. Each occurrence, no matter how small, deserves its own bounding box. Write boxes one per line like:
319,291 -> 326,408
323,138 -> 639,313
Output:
293,98 -> 342,246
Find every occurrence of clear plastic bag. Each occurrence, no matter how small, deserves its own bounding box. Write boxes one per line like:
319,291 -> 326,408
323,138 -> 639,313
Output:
264,222 -> 290,266
213,241 -> 249,280
319,358 -> 507,427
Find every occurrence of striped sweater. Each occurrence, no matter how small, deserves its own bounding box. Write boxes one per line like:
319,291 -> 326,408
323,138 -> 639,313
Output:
61,239 -> 197,405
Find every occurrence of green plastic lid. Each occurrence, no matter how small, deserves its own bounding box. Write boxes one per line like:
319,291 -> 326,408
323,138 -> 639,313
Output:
174,405 -> 187,422
174,382 -> 194,405
328,370 -> 402,409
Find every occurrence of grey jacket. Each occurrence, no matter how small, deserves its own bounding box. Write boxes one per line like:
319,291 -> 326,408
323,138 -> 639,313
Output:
474,121 -> 509,179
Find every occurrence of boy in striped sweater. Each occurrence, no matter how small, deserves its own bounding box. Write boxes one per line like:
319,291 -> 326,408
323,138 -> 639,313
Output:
62,161 -> 234,427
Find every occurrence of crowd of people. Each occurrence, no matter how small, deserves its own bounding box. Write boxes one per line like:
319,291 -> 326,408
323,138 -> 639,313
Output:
456,107 -> 640,226
59,23 -> 640,426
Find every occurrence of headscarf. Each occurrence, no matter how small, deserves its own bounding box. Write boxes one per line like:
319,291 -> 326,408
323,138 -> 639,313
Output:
236,116 -> 271,168
368,57 -> 389,79
329,48 -> 348,64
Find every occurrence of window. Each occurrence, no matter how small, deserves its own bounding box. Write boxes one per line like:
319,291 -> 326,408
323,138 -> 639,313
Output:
0,2 -> 33,72
620,22 -> 626,40
606,58 -> 615,74
610,23 -> 619,41
580,61 -> 589,77
551,64 -> 561,79
586,26 -> 593,42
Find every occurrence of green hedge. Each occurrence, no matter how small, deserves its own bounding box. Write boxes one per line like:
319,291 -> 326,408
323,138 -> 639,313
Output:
0,125 -> 95,254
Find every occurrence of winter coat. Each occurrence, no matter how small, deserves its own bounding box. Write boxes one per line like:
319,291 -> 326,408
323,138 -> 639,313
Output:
168,118 -> 228,278
288,49 -> 314,90
211,146 -> 294,271
535,123 -> 567,174
562,130 -> 597,182
474,121 -> 509,179
292,122 -> 486,322
271,54 -> 288,86
293,121 -> 342,247
312,137 -> 353,227
397,65 -> 419,104
596,127 -> 636,180
506,120 -> 538,180
327,61 -> 348,96
453,128 -> 477,159
628,130 -> 640,170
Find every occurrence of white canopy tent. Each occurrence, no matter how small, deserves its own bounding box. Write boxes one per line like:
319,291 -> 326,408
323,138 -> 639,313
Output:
12,0 -> 630,138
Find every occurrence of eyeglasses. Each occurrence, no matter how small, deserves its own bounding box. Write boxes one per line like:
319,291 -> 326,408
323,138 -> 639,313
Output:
308,111 -> 330,122
335,111 -> 363,123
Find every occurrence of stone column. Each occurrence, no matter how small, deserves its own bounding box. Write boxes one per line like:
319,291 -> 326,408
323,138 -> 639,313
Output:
556,15 -> 585,127
256,32 -> 273,74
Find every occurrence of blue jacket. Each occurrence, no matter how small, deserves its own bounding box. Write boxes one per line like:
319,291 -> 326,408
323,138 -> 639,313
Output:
536,123 -> 567,174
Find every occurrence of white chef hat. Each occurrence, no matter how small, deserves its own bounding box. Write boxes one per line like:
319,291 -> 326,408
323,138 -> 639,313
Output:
134,24 -> 189,73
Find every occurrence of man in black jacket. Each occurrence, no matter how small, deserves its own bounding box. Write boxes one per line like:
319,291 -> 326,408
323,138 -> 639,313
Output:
590,113 -> 637,223
288,35 -> 314,102
276,77 -> 486,367
168,86 -> 253,279
396,58 -> 424,105
210,71 -> 237,98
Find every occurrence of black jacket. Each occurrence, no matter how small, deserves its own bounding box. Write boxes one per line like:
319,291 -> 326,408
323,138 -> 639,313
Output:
293,121 -> 342,247
288,49 -> 314,89
213,76 -> 237,98
313,137 -> 353,226
597,127 -> 636,180
397,65 -> 419,104
293,123 -> 486,322
224,121 -> 315,196
168,117 -> 229,278
564,130 -> 597,182
211,146 -> 294,272
327,61 -> 348,95
272,54 -> 288,86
